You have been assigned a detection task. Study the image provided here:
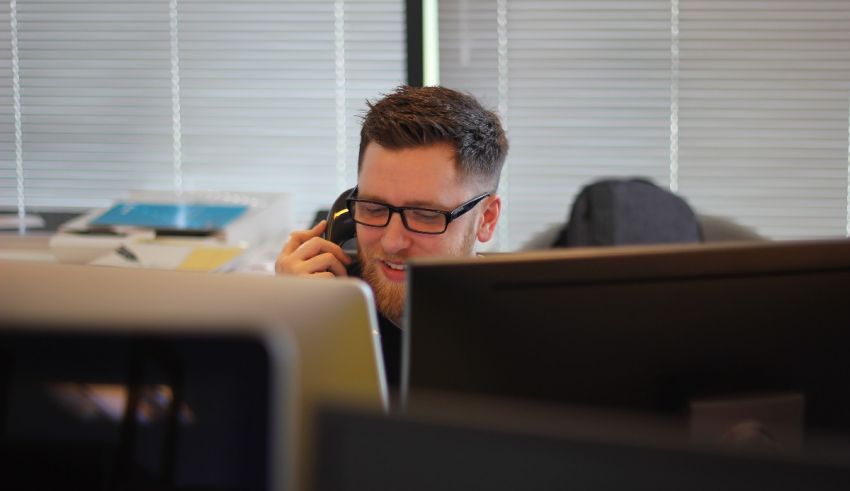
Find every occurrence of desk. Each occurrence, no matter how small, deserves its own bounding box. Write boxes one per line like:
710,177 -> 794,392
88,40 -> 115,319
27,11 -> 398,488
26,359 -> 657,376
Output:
0,233 -> 56,263
0,231 -> 285,274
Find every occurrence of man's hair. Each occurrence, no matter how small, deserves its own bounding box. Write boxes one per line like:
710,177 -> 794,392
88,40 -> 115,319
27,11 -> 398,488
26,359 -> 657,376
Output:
358,85 -> 508,189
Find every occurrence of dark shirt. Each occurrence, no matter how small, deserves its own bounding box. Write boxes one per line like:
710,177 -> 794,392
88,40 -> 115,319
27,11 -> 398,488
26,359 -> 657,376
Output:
376,312 -> 402,391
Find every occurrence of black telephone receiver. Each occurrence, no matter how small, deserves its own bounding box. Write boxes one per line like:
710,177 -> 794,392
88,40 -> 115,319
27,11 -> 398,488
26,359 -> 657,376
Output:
323,187 -> 360,276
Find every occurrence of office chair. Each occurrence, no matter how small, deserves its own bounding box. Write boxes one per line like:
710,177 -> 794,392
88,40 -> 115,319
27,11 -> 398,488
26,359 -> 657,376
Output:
552,178 -> 703,247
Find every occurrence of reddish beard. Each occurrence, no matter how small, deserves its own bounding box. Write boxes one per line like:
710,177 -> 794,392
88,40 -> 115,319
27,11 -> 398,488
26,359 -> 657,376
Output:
360,257 -> 406,324
358,221 -> 478,325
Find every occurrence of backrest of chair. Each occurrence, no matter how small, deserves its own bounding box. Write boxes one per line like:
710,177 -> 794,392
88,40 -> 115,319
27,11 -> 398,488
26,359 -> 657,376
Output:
553,178 -> 702,247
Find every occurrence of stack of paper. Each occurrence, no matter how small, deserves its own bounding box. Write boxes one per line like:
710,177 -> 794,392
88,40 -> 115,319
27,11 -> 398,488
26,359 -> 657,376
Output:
89,240 -> 245,273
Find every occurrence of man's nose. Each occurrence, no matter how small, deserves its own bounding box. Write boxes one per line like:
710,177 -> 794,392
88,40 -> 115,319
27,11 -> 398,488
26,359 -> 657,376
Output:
380,212 -> 412,254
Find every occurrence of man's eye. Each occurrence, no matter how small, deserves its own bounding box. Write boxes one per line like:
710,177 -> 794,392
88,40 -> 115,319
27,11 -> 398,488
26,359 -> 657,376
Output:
360,203 -> 387,216
409,209 -> 443,223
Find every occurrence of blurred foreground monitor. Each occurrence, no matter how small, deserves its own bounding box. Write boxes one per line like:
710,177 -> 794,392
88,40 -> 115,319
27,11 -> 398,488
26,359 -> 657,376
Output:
0,261 -> 387,491
314,397 -> 850,491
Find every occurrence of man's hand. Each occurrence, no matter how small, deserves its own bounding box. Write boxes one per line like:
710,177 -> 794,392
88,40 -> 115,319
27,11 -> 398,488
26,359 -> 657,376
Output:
275,220 -> 353,279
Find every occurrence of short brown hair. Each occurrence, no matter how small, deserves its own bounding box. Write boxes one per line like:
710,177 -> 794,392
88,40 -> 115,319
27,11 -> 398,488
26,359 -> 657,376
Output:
358,85 -> 508,189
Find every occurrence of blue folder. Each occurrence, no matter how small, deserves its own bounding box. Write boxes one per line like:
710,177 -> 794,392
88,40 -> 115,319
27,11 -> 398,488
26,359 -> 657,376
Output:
90,202 -> 249,232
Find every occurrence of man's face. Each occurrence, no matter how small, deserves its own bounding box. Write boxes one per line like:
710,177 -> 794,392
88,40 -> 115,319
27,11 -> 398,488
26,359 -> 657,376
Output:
356,142 -> 500,324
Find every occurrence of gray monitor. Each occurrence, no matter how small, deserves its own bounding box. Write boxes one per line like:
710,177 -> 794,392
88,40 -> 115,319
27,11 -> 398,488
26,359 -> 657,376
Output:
0,261 -> 387,491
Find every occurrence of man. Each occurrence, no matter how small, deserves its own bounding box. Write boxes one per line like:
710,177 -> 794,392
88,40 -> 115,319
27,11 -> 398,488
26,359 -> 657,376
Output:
276,85 -> 508,388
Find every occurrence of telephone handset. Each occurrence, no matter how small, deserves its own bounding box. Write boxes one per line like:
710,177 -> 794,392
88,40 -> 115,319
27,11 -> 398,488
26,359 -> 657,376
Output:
323,187 -> 360,276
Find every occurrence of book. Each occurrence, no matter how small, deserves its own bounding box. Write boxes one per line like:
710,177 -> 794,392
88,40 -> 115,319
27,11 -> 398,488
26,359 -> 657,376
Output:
89,202 -> 249,233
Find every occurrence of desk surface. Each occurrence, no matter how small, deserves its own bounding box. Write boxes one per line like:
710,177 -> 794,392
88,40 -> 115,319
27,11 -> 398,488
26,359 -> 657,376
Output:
0,231 -> 284,274
0,233 -> 56,263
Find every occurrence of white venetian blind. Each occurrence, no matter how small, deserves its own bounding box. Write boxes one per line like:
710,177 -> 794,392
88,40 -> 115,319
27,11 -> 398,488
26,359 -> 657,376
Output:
677,0 -> 850,239
178,0 -> 405,225
4,0 -> 174,210
439,0 -> 499,106
0,0 -> 405,229
440,0 -> 850,249
441,0 -> 672,250
0,2 -> 13,210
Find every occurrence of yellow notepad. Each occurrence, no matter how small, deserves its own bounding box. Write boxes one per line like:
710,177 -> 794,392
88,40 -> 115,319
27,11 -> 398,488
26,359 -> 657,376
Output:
178,247 -> 244,272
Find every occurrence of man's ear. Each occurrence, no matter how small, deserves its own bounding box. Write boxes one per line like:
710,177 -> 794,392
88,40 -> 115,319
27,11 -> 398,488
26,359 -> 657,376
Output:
476,194 -> 501,243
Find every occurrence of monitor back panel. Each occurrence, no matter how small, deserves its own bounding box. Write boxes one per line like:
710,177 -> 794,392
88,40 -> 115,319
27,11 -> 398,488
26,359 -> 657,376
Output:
405,240 -> 850,445
313,405 -> 850,491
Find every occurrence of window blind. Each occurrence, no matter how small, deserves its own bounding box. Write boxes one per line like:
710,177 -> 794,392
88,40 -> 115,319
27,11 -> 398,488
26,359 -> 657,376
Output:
7,0 -> 175,209
440,0 -> 850,249
0,2 -> 14,212
677,0 -> 850,239
0,0 -> 405,230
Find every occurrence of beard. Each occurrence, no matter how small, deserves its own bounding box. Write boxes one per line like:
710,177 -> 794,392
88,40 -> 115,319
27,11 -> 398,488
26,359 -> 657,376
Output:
358,222 -> 478,326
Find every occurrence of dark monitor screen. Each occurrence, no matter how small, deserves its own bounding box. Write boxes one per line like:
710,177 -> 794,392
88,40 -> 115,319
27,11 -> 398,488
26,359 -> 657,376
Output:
0,330 -> 271,491
313,403 -> 850,491
404,240 -> 850,450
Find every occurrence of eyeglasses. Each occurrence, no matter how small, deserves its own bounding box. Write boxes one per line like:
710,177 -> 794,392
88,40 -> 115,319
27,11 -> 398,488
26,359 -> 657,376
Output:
346,187 -> 491,234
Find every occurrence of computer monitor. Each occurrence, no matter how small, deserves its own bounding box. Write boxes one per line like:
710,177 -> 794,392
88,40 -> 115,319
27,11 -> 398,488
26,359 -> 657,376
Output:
2,327 -> 278,491
404,239 -> 850,454
313,400 -> 850,491
0,261 -> 387,491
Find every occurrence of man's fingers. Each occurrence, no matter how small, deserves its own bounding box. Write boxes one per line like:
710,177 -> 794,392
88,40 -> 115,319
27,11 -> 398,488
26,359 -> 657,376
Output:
275,227 -> 352,277
303,252 -> 349,277
281,220 -> 328,256
310,219 -> 328,235
295,236 -> 352,266
281,233 -> 306,256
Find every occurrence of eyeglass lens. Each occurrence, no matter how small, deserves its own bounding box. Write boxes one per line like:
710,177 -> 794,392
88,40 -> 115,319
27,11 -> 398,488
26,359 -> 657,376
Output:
349,201 -> 447,233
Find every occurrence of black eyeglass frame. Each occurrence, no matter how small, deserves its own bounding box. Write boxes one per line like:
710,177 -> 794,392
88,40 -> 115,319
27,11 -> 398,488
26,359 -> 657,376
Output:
345,186 -> 492,235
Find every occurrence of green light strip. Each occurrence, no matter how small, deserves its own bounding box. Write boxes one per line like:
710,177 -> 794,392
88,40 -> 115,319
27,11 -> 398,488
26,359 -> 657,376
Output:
423,0 -> 439,86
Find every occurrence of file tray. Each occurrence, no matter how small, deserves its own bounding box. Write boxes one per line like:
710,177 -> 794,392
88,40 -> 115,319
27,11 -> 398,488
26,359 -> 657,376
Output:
90,202 -> 249,233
